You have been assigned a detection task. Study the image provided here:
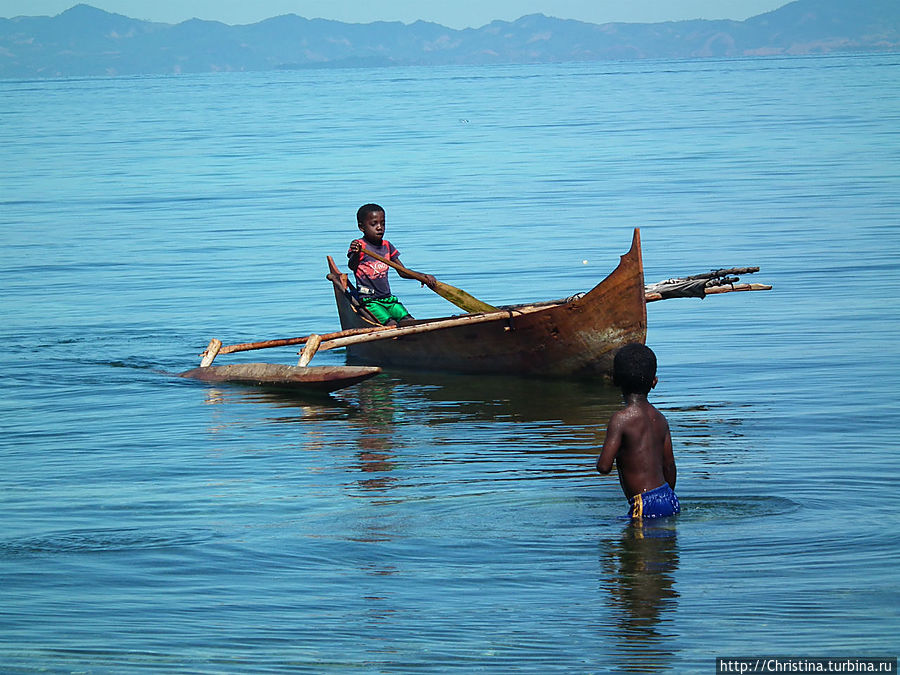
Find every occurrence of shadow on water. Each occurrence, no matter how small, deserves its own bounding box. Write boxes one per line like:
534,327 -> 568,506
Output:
599,521 -> 680,673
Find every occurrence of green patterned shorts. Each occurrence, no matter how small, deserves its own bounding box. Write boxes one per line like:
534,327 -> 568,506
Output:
360,295 -> 411,324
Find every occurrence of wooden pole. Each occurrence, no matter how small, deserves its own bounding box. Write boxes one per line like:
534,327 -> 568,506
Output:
297,334 -> 322,367
314,308 -> 537,351
703,282 -> 772,295
645,282 -> 772,302
199,338 -> 222,367
211,324 -> 397,357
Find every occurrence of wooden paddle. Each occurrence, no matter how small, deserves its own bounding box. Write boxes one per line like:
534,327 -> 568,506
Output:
357,247 -> 497,314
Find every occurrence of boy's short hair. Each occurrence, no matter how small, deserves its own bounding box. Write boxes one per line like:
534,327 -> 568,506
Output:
613,343 -> 657,394
357,203 -> 384,224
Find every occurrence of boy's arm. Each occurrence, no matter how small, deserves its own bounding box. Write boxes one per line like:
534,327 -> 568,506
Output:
347,240 -> 361,271
393,257 -> 437,289
596,413 -> 623,474
661,421 -> 676,489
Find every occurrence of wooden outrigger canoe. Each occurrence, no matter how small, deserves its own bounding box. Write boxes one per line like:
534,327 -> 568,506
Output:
327,228 -> 648,379
191,227 -> 769,382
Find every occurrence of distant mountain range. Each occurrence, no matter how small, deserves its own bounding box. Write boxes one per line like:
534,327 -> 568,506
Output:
1,0 -> 898,78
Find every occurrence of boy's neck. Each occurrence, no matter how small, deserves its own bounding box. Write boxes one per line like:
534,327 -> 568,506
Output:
363,235 -> 383,246
622,391 -> 650,405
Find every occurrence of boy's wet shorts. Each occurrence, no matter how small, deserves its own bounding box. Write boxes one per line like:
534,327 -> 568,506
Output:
628,483 -> 680,521
360,295 -> 411,324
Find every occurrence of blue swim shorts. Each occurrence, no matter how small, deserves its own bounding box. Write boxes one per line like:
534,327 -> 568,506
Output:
628,483 -> 680,521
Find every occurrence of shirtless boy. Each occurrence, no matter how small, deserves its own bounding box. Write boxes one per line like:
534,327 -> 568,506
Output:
596,343 -> 680,521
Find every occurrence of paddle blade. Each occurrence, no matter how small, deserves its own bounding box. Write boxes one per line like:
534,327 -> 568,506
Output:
433,281 -> 497,313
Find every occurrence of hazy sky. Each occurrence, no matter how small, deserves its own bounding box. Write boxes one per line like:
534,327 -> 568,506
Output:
0,0 -> 790,29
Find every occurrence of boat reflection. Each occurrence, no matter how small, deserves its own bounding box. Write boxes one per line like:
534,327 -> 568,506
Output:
599,521 -> 680,673
197,384 -> 354,413
348,377 -> 402,496
192,385 -> 358,452
351,369 -> 622,445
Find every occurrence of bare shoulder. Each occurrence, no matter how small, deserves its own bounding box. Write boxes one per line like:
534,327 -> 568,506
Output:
609,406 -> 638,428
648,403 -> 670,427
619,402 -> 650,422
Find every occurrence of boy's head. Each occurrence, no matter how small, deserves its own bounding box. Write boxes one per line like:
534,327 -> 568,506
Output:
357,203 -> 384,225
613,343 -> 658,395
356,203 -> 386,245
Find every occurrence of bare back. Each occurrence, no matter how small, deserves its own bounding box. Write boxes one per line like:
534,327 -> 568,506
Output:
596,397 -> 676,499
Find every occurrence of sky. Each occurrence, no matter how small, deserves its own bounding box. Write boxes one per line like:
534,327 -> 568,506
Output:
0,0 -> 790,29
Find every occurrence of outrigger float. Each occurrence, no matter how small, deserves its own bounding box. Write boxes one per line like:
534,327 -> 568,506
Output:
181,229 -> 770,390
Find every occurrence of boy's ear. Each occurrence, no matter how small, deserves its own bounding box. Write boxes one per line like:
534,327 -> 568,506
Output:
357,223 -> 365,232
651,376 -> 659,389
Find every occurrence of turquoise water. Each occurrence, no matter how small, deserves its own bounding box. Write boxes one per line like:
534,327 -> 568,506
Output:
1,54 -> 898,672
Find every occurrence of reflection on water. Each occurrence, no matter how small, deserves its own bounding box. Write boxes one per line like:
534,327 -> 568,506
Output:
197,384 -> 352,413
600,522 -> 679,673
192,370 -> 624,451
375,369 -> 623,428
196,384 -> 356,433
350,377 -> 402,495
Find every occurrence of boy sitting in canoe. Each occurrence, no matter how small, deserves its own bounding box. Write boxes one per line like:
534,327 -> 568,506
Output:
596,343 -> 680,522
348,203 -> 436,325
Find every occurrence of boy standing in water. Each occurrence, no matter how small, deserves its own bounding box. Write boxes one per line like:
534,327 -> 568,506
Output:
596,343 -> 680,521
348,203 -> 436,325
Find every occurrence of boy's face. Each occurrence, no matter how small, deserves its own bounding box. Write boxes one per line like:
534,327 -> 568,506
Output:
358,210 -> 385,245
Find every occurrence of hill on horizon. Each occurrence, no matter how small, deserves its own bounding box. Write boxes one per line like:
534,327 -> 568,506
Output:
1,0 -> 898,78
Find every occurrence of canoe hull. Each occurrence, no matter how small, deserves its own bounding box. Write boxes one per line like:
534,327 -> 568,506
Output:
329,229 -> 647,379
179,363 -> 382,393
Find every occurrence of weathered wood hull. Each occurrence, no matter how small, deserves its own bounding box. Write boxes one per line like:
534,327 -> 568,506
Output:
179,363 -> 382,393
329,229 -> 647,379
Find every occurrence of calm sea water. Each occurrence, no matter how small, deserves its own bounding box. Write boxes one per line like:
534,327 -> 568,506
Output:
2,54 -> 898,673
